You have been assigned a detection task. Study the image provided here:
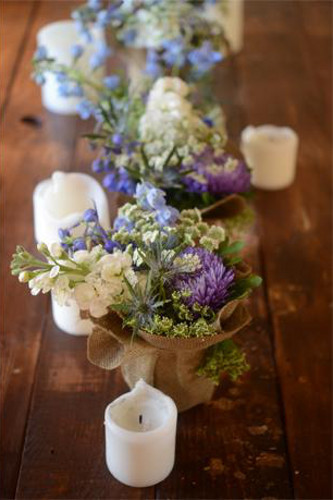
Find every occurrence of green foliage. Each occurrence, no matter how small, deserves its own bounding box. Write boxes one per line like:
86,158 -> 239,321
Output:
197,339 -> 250,384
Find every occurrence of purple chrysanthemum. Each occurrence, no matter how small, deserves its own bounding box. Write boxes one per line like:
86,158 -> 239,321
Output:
173,247 -> 235,312
191,147 -> 251,196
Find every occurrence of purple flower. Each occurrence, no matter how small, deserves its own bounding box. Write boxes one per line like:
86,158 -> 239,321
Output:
76,99 -> 96,119
113,215 -> 134,232
155,205 -> 179,226
83,208 -> 98,223
73,238 -> 87,251
204,156 -> 251,196
182,174 -> 208,194
102,168 -> 136,195
173,247 -> 235,312
162,38 -> 186,68
191,148 -> 251,196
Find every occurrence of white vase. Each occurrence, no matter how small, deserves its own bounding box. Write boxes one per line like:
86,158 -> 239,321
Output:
37,20 -> 105,115
203,0 -> 244,54
52,295 -> 92,336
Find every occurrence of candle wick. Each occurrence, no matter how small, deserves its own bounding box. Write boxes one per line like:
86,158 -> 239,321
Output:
139,414 -> 143,424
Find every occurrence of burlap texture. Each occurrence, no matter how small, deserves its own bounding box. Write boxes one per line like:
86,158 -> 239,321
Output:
87,296 -> 252,412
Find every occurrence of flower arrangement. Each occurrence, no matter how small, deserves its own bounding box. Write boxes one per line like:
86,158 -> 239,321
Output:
87,76 -> 252,213
72,0 -> 226,81
11,182 -> 261,410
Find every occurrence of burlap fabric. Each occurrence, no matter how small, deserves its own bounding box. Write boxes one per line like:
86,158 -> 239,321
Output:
87,267 -> 252,412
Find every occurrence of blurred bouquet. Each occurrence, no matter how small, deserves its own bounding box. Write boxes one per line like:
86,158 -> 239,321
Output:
72,0 -> 226,81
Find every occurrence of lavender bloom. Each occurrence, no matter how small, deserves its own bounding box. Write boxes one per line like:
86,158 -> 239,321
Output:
191,148 -> 251,196
182,174 -> 208,194
173,247 -> 235,312
103,168 -> 136,195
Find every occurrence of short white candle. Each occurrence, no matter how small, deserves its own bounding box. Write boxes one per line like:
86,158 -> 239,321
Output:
105,379 -> 178,487
33,170 -> 110,246
37,20 -> 104,115
51,295 -> 92,336
241,125 -> 299,190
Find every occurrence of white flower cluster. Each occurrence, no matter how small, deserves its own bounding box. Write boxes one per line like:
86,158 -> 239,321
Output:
25,243 -> 137,318
73,249 -> 137,318
138,77 -> 224,169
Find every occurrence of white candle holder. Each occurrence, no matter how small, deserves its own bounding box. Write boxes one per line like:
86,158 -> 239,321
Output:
37,20 -> 104,115
33,170 -> 110,246
51,295 -> 92,336
241,125 -> 299,190
105,379 -> 177,487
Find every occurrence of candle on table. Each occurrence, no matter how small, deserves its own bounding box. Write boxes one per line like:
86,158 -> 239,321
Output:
33,170 -> 110,246
33,171 -> 110,336
241,125 -> 299,190
37,20 -> 104,115
105,379 -> 178,487
203,0 -> 244,54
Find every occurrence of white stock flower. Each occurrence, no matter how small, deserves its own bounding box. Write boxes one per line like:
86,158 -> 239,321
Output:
49,265 -> 60,278
74,282 -> 97,310
49,243 -> 63,258
52,275 -> 72,306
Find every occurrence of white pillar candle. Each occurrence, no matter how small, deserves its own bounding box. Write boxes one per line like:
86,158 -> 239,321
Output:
51,295 -> 92,336
105,379 -> 178,487
33,170 -> 110,246
203,0 -> 244,54
33,171 -> 110,336
37,20 -> 104,115
241,125 -> 299,190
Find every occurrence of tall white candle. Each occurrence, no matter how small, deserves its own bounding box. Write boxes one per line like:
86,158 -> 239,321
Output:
105,379 -> 177,487
33,171 -> 110,336
33,171 -> 110,246
241,125 -> 299,190
37,20 -> 104,115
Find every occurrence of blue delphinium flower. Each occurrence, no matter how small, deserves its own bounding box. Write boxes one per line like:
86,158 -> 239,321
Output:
71,44 -> 84,59
135,182 -> 179,227
87,0 -> 102,10
188,41 -> 223,75
76,99 -> 96,119
103,168 -> 136,195
83,208 -> 99,223
113,215 -> 135,232
34,73 -> 46,86
103,75 -> 120,90
92,158 -> 105,173
173,247 -> 235,312
89,41 -> 112,70
34,46 -> 47,61
145,49 -> 162,78
162,38 -> 186,68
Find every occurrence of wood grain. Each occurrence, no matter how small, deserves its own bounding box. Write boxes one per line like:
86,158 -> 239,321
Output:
239,1 -> 332,498
1,0 -> 332,499
0,1 -> 37,111
1,2 -> 79,498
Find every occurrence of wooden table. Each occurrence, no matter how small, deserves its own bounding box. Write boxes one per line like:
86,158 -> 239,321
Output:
1,1 -> 331,499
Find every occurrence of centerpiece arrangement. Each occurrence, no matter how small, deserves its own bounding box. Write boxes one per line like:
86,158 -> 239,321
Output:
12,182 -> 261,410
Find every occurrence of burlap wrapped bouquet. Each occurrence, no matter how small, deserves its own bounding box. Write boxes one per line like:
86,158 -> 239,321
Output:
87,263 -> 252,412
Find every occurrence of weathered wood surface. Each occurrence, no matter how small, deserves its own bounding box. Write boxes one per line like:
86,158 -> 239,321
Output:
1,1 -> 331,499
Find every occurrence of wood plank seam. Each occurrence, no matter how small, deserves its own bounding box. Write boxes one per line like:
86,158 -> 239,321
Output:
257,238 -> 296,500
1,1 -> 39,120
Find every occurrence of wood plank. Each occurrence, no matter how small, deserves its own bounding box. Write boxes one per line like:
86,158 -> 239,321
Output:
1,1 -> 80,498
239,1 -> 332,498
0,1 -> 37,110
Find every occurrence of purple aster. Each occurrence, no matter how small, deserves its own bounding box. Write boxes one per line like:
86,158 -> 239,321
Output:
173,247 -> 235,312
